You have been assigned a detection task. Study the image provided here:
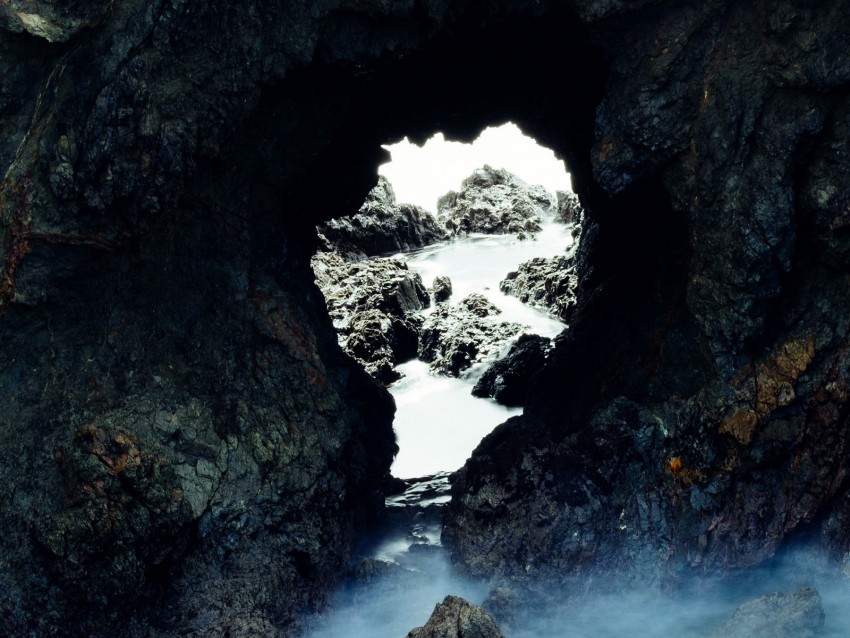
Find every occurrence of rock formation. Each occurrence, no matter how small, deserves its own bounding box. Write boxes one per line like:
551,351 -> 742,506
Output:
710,587 -> 825,638
312,251 -> 428,382
2,0 -> 850,635
419,294 -> 523,377
406,596 -> 504,638
500,255 -> 578,323
445,0 -> 850,604
437,165 -> 556,237
472,334 -> 552,406
317,176 -> 447,259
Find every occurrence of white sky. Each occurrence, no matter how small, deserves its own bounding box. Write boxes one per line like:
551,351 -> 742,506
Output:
378,122 -> 572,212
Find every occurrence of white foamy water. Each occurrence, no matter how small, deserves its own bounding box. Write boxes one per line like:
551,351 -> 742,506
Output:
389,217 -> 573,478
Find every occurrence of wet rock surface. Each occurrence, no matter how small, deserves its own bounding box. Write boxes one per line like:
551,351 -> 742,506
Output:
318,176 -> 447,259
472,334 -> 552,406
419,294 -> 524,377
312,251 -> 428,381
437,166 -> 555,237
710,587 -> 825,638
500,255 -> 578,323
406,595 -> 505,638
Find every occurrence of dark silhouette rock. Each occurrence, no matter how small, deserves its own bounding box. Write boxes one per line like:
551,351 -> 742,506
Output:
556,190 -> 583,225
318,176 -> 447,259
500,255 -> 578,323
710,588 -> 825,638
472,334 -> 551,406
418,294 -> 523,377
437,166 -> 556,237
406,596 -> 504,638
432,275 -> 453,303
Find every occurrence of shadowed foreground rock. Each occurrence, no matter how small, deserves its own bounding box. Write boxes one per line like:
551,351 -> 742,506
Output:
472,334 -> 552,406
406,596 -> 504,638
710,587 -> 825,638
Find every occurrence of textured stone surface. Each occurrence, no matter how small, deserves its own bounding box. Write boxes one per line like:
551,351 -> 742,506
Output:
317,176 -> 447,259
472,334 -> 552,406
419,294 -> 523,377
500,255 -> 577,323
312,251 -> 428,381
406,596 -> 504,638
445,0 -> 850,601
437,166 -> 555,237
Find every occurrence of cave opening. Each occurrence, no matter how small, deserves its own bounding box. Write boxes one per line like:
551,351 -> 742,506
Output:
311,122 -> 579,479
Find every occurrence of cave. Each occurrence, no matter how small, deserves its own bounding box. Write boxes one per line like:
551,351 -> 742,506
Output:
2,1 -> 850,636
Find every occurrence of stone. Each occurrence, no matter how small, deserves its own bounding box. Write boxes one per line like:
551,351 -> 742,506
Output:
472,334 -> 551,406
4,0 -> 850,634
437,166 -> 556,236
312,251 -> 429,380
500,255 -> 577,323
406,596 -> 504,638
710,587 -> 825,638
556,190 -> 583,225
418,294 -> 524,377
317,176 -> 447,259
432,275 -> 453,303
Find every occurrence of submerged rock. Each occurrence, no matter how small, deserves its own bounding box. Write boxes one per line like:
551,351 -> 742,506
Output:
317,176 -> 447,259
500,255 -> 577,323
437,166 -> 555,237
418,294 -> 523,377
406,596 -> 504,638
711,587 -> 825,638
472,334 -> 552,406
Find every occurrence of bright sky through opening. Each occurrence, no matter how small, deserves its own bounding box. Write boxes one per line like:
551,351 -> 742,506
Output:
378,122 -> 572,212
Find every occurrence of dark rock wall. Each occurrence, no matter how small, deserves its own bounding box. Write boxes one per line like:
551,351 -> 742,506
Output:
447,0 -> 850,599
0,1 -> 600,635
2,0 -> 850,634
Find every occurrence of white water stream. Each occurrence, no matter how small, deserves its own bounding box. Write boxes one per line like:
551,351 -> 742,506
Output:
389,219 -> 573,478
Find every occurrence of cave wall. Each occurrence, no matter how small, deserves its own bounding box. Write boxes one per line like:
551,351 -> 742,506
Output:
446,0 -> 850,597
0,1 -> 597,635
2,0 -> 850,635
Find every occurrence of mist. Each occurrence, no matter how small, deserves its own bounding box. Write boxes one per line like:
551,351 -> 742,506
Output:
302,542 -> 850,637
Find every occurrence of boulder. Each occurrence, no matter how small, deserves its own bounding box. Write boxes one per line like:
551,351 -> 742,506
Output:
500,255 -> 577,323
312,251 -> 429,380
418,294 -> 523,377
432,275 -> 453,303
317,176 -> 447,259
346,310 -> 401,383
472,334 -> 551,406
405,596 -> 504,638
437,166 -> 556,237
556,190 -> 583,225
710,587 -> 825,638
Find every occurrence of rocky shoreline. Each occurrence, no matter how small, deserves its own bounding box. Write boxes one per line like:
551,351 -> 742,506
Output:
312,166 -> 578,400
